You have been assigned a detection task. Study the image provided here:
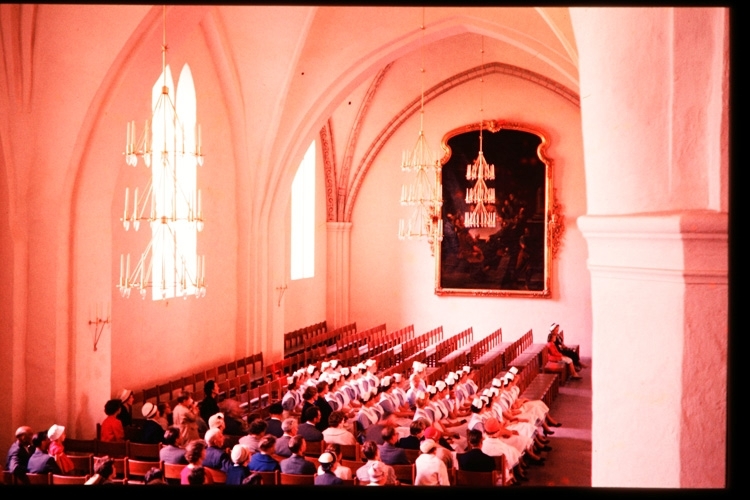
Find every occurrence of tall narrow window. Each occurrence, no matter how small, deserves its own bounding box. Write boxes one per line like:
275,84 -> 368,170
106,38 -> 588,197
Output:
151,64 -> 198,300
291,141 -> 316,280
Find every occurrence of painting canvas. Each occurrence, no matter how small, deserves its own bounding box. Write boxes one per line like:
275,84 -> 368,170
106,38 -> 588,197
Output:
436,121 -> 556,297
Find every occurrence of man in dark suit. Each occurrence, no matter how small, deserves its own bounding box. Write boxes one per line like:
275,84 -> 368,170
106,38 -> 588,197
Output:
314,381 -> 334,432
379,426 -> 410,465
265,402 -> 284,438
26,431 -> 61,475
5,426 -> 33,484
397,419 -> 425,450
279,436 -> 316,475
297,406 -> 324,443
457,429 -> 496,472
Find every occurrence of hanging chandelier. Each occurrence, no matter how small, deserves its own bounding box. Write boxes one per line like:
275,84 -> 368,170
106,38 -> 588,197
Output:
398,8 -> 443,252
464,36 -> 496,229
117,6 -> 206,300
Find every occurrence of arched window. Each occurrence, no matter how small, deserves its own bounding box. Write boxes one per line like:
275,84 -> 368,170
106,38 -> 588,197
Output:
291,141 -> 316,280
151,64 -> 198,300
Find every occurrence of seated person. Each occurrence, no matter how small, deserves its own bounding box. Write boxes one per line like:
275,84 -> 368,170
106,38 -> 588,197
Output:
100,399 -> 125,442
322,410 -> 357,446
457,429 -> 495,472
226,444 -> 251,485
274,418 -> 297,458
159,426 -> 187,465
26,430 -> 61,475
355,440 -> 398,485
202,428 -> 232,473
139,402 -> 165,444
279,435 -> 316,475
379,425 -> 410,465
297,406 -> 324,443
84,456 -> 115,485
314,451 -> 343,485
248,435 -> 281,472
239,418 -> 268,454
414,439 -> 450,486
181,439 -> 214,485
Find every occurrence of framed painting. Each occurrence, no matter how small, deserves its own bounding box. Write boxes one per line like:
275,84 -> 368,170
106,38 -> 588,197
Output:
435,120 -> 562,297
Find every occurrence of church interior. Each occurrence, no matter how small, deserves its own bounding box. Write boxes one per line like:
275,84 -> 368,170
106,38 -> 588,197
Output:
0,6 -> 728,488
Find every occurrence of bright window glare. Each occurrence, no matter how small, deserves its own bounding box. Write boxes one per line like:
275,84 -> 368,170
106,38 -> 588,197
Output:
291,141 -> 315,280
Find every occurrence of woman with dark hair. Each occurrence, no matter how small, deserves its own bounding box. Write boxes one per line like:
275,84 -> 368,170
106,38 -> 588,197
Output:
181,439 -> 214,484
159,426 -> 187,464
321,443 -> 352,481
100,399 -> 125,442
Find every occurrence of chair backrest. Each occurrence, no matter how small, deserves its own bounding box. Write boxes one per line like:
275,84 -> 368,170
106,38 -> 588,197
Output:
335,443 -> 361,461
341,459 -> 364,474
94,456 -> 127,479
279,472 -> 315,485
254,470 -> 279,485
65,438 -> 97,455
207,467 -> 227,484
1,470 -> 15,485
303,440 -> 323,457
68,453 -> 94,476
391,464 -> 415,485
52,474 -> 89,485
455,469 -> 500,487
128,442 -> 161,460
162,462 -> 187,485
26,472 -> 51,485
403,449 -> 420,464
126,459 -> 162,482
96,439 -> 128,458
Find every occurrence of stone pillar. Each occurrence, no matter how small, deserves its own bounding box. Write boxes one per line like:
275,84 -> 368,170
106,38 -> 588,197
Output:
326,222 -> 352,329
571,7 -> 728,487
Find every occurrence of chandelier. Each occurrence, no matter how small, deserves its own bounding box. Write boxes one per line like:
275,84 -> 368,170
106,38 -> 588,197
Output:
464,36 -> 496,229
398,8 -> 443,252
117,6 -> 206,300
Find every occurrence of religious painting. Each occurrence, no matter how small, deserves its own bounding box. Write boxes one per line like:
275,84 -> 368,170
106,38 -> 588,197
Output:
435,121 -> 561,297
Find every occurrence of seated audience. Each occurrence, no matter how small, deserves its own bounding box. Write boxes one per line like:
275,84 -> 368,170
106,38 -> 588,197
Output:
414,438 -> 450,486
139,402 -> 165,444
100,398 -> 125,442
248,435 -> 281,472
355,440 -> 398,485
319,443 -> 352,481
27,430 -> 61,475
314,451 -> 343,485
457,429 -> 496,472
274,418 -> 297,458
85,455 -> 115,485
279,435 -> 316,475
239,418 -> 268,454
265,402 -> 285,438
5,426 -> 33,484
47,424 -> 74,474
297,406 -> 324,443
203,428 -> 232,473
226,444 -> 251,485
379,425 -> 410,465
159,426 -> 188,465
181,439 -> 214,485
322,410 -> 357,446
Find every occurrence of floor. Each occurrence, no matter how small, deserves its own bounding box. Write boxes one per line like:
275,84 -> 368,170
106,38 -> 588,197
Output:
523,357 -> 592,487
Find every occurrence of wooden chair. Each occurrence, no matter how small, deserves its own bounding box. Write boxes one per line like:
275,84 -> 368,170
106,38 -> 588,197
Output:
1,470 -> 15,485
279,472 -> 315,485
254,470 -> 279,485
126,459 -> 162,483
68,452 -> 94,476
96,439 -> 128,458
403,449 -> 420,464
391,464 -> 415,485
52,474 -> 89,485
65,438 -> 97,455
162,462 -> 187,485
493,455 -> 508,485
26,472 -> 51,485
336,443 -> 361,462
207,467 -> 227,484
341,459 -> 365,475
128,442 -> 161,460
455,469 -> 501,487
100,456 -> 128,479
303,440 -> 323,457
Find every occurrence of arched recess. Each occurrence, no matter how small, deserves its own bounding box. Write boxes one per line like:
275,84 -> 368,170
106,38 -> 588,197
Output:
262,12 -> 580,241
343,61 -> 578,223
64,6 -> 232,435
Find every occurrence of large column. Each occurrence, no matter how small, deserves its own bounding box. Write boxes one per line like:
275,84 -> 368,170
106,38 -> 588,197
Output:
326,222 -> 352,329
571,7 -> 728,487
579,212 -> 727,487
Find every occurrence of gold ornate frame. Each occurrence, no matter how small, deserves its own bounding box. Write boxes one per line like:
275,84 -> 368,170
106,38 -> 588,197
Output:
435,120 -> 563,298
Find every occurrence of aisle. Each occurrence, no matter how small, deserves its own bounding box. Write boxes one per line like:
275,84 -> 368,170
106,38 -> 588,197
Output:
523,357 -> 592,487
